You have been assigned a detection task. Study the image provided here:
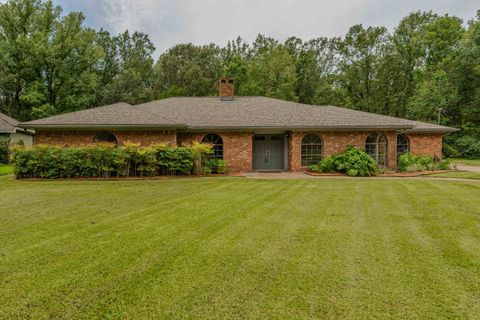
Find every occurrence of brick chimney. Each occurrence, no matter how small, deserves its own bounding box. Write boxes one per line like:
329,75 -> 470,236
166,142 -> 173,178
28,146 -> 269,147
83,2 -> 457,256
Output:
219,77 -> 234,101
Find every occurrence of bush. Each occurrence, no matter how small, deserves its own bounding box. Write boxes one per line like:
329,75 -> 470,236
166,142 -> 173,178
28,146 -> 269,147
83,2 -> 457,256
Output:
309,146 -> 379,176
309,156 -> 336,173
398,153 -> 451,172
204,158 -> 228,174
10,143 -> 212,179
0,138 -> 9,164
443,130 -> 480,158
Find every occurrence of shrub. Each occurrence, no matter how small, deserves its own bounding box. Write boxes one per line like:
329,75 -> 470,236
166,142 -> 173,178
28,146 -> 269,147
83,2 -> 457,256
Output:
443,130 -> 480,158
398,153 -> 452,172
204,158 -> 228,174
0,138 -> 10,164
310,146 -> 379,176
309,156 -> 335,173
10,144 -> 212,179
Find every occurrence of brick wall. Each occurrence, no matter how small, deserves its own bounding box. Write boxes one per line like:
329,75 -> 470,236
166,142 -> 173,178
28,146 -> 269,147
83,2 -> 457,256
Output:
33,129 -> 445,173
177,132 -> 253,172
406,133 -> 443,159
34,130 -> 177,146
288,130 -> 398,171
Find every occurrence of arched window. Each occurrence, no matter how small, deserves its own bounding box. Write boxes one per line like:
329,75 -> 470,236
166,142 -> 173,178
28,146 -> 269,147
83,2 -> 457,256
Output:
301,134 -> 323,166
397,134 -> 409,158
365,132 -> 388,166
202,134 -> 223,159
93,131 -> 118,145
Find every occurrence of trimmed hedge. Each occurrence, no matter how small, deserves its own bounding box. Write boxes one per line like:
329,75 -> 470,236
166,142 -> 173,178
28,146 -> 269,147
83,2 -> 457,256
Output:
10,142 -> 228,179
309,146 -> 379,176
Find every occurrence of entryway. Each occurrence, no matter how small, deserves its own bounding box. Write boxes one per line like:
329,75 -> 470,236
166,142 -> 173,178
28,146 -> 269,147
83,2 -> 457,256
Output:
252,134 -> 285,171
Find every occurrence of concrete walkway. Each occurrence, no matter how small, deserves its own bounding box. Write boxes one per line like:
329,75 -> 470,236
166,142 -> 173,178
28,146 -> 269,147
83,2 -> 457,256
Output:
243,171 -> 480,182
456,164 -> 480,173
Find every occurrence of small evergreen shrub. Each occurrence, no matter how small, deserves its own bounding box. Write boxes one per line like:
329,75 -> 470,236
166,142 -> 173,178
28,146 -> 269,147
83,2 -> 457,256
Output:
309,146 -> 379,176
10,143 -> 213,179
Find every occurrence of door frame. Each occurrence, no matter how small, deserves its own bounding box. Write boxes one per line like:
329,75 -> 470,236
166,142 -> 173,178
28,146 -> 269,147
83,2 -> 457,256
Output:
252,133 -> 288,171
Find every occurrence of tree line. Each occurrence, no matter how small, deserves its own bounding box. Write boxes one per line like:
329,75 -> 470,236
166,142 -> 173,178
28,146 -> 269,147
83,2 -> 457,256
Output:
1,0 -> 479,156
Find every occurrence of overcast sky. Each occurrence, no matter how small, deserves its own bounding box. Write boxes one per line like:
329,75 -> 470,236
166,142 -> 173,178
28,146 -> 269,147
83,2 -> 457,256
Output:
2,0 -> 479,57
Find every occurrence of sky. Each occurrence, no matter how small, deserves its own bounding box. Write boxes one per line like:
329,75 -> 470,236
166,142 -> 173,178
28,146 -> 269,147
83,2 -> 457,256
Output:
2,0 -> 479,57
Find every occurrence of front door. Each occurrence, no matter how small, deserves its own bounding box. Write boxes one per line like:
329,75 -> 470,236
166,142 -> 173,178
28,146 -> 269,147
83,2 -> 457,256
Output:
253,135 -> 285,170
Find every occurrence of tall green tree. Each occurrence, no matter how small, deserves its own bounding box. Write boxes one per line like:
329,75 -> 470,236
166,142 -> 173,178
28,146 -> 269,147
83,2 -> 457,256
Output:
336,24 -> 387,112
242,46 -> 297,100
154,43 -> 223,97
0,0 -> 101,119
101,30 -> 156,105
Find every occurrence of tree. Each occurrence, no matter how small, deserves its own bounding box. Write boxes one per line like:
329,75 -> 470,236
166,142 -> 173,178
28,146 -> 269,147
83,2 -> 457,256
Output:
154,43 -> 223,97
242,47 -> 297,100
285,37 -> 342,105
0,0 -> 101,119
336,24 -> 388,112
100,30 -> 156,105
407,70 -> 459,123
102,69 -> 153,105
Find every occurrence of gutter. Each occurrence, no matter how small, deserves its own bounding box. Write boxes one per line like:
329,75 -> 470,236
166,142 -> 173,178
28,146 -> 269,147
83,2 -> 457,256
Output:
18,123 -> 187,130
405,128 -> 460,133
183,124 -> 416,131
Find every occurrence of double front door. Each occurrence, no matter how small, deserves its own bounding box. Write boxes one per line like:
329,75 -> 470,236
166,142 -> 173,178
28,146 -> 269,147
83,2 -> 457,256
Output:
253,134 -> 285,170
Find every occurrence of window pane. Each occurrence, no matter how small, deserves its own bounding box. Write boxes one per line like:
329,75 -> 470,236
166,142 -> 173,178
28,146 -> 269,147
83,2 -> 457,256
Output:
301,134 -> 323,166
202,134 -> 223,159
365,132 -> 387,166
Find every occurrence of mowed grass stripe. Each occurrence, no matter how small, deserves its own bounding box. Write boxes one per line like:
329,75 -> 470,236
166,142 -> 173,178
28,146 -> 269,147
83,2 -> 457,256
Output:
399,181 -> 480,318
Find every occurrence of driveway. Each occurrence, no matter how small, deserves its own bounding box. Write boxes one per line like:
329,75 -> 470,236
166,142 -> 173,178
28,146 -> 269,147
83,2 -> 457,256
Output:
456,164 -> 480,173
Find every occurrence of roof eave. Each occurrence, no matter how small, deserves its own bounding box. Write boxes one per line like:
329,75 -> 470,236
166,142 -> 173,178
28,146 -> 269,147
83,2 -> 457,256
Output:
406,128 -> 460,133
19,123 -> 187,130
185,125 -> 415,131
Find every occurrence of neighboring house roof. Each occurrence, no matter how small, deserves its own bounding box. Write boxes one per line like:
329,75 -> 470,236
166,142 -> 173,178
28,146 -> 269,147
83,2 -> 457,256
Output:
0,112 -> 20,133
20,97 -> 458,133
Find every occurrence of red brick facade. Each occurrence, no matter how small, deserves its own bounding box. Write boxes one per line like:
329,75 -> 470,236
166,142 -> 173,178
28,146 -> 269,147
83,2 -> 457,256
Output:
33,129 -> 444,173
288,131 -> 400,171
177,132 -> 253,172
406,133 -> 443,159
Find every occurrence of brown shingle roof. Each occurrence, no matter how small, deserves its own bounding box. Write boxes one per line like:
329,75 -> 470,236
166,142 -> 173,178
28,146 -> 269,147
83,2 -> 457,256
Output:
21,102 -> 183,129
0,112 -> 19,133
20,97 -> 458,133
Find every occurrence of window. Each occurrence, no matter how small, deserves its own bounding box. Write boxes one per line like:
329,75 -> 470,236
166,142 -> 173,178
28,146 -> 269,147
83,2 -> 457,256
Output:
93,131 -> 118,145
397,134 -> 409,158
301,134 -> 323,166
202,134 -> 223,159
365,132 -> 388,166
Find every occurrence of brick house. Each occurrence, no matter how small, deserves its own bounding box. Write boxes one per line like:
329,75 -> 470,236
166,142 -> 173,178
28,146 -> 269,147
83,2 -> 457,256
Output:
20,78 -> 457,172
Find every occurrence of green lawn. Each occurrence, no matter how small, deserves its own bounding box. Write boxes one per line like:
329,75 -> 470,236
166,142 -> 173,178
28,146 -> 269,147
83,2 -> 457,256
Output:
0,164 -> 13,176
450,158 -> 480,166
1,176 -> 480,319
428,171 -> 480,180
